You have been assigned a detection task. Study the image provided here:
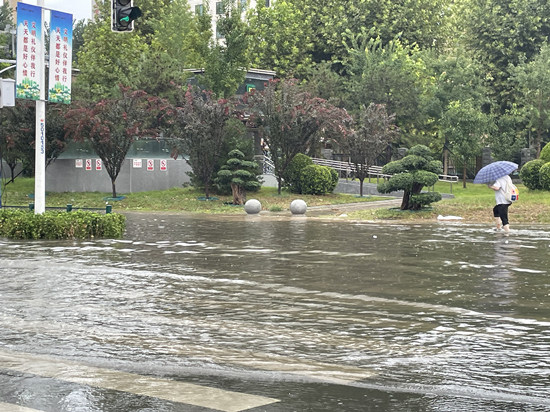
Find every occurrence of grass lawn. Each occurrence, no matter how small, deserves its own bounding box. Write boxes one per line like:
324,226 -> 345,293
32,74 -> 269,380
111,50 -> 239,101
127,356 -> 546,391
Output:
347,181 -> 550,224
0,177 -> 386,214
2,178 -> 549,224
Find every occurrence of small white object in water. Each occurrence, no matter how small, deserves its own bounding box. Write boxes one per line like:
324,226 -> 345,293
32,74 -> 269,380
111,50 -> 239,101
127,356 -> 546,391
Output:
373,235 -> 378,239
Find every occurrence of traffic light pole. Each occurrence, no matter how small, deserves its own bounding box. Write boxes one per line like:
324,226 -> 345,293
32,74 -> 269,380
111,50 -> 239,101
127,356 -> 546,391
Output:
34,0 -> 46,214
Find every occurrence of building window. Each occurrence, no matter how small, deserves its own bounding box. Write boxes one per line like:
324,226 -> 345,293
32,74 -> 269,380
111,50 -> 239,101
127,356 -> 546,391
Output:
216,1 -> 224,14
194,4 -> 204,15
265,0 -> 270,6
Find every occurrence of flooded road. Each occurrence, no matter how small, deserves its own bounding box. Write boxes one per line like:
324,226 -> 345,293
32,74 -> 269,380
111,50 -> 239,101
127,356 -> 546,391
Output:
0,213 -> 549,411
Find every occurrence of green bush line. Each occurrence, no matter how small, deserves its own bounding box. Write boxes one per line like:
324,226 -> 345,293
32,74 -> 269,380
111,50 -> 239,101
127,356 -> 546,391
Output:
0,209 -> 126,240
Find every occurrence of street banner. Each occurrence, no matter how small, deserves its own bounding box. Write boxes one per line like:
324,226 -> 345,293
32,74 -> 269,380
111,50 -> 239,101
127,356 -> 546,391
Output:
48,10 -> 73,104
16,3 -> 43,100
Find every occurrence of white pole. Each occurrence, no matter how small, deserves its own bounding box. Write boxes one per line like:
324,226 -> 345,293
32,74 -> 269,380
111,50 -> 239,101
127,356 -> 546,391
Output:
34,0 -> 46,214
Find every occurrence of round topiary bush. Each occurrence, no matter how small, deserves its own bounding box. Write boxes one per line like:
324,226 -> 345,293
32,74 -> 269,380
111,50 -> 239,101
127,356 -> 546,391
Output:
284,153 -> 313,193
539,162 -> 550,190
520,159 -> 545,190
540,142 -> 550,163
300,164 -> 336,195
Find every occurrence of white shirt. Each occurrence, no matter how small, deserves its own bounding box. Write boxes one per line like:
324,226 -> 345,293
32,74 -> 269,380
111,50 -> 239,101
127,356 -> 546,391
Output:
492,175 -> 512,205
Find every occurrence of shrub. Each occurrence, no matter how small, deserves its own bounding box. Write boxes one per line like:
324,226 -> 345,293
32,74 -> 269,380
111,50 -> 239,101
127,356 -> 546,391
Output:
540,142 -> 550,163
539,162 -> 550,190
300,164 -> 337,195
520,159 -> 545,190
284,153 -> 313,193
0,209 -> 126,240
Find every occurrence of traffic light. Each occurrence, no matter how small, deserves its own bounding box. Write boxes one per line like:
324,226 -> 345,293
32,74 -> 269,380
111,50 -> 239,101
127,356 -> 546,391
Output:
112,0 -> 142,32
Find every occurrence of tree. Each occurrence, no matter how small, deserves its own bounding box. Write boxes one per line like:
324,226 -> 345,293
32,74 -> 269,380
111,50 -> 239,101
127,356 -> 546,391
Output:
0,101 -> 69,177
377,144 -> 443,210
199,0 -> 250,98
64,88 -> 161,198
463,0 -> 550,114
245,79 -> 352,194
344,103 -> 400,196
75,1 -> 148,100
164,86 -> 233,198
440,100 -> 495,188
246,1 -> 313,78
511,43 -> 550,157
344,34 -> 432,144
216,149 -> 261,204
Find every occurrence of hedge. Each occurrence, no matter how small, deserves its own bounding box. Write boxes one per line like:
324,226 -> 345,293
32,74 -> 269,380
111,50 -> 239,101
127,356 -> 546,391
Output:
0,209 -> 126,240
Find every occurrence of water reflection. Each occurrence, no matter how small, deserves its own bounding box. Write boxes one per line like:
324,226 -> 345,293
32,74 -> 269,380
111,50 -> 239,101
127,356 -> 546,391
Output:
0,214 -> 549,411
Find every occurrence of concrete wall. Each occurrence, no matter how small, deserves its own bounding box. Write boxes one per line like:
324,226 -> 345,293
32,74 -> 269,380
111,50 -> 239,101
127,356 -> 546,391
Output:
45,158 -> 192,194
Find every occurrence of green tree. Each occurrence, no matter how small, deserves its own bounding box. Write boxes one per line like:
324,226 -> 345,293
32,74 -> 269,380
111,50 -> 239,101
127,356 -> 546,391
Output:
344,103 -> 400,196
216,149 -> 261,204
511,43 -> 550,157
344,34 -> 432,144
75,1 -> 148,100
245,79 -> 352,194
199,0 -> 250,98
246,1 -> 313,77
463,0 -> 550,113
440,100 -> 495,188
64,87 -> 161,198
377,144 -> 443,210
165,86 -> 233,198
289,0 -> 456,64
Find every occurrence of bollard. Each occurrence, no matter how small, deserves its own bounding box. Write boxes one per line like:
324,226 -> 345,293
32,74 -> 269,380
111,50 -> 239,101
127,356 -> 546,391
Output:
66,204 -> 72,212
29,203 -> 34,211
106,204 -> 112,214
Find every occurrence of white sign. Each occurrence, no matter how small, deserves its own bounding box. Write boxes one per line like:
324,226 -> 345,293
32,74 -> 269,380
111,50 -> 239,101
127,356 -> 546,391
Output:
85,159 -> 92,170
75,159 -> 83,168
160,159 -> 167,171
147,159 -> 154,171
0,79 -> 15,108
96,159 -> 102,170
133,159 -> 142,168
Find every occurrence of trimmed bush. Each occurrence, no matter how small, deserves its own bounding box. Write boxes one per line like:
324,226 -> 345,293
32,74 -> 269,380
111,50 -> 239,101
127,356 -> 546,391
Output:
520,159 -> 545,190
284,153 -> 313,193
300,164 -> 337,195
539,162 -> 550,190
540,142 -> 550,163
0,209 -> 126,240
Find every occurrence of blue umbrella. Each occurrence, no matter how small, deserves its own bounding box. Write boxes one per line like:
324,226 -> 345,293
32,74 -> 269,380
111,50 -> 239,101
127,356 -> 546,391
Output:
473,161 -> 518,184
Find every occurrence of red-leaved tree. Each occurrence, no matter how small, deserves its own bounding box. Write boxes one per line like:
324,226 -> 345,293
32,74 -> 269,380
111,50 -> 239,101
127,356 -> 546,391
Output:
64,87 -> 163,198
245,79 -> 352,194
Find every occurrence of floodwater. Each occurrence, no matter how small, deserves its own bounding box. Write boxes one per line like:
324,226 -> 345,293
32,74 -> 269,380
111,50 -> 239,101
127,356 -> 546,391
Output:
0,212 -> 549,412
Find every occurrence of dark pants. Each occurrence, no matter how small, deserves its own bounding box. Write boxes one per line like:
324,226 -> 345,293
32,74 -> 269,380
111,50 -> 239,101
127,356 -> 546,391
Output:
493,204 -> 510,226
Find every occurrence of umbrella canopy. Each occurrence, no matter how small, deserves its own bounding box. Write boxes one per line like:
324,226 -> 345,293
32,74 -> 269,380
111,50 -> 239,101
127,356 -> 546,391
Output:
473,161 -> 518,184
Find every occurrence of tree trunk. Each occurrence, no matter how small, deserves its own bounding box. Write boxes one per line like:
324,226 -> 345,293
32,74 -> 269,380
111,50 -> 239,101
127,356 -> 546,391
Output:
401,190 -> 410,210
111,179 -> 117,199
359,177 -> 365,197
277,177 -> 282,195
462,164 -> 467,189
231,183 -> 246,205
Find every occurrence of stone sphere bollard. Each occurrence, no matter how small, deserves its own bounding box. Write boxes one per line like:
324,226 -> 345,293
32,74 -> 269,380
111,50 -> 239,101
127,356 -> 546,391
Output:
244,199 -> 262,214
290,199 -> 307,215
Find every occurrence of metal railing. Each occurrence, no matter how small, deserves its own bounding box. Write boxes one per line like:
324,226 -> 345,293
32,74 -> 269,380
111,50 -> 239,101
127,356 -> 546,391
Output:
311,157 -> 459,183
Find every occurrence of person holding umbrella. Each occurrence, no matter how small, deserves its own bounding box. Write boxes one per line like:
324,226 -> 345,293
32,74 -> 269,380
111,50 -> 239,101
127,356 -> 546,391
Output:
474,161 -> 518,233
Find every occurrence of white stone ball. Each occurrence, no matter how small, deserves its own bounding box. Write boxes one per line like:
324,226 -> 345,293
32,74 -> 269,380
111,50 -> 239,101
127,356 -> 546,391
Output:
290,199 -> 307,215
244,199 -> 262,214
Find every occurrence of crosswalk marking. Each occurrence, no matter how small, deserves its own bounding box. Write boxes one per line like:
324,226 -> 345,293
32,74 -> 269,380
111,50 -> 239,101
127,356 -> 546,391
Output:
0,350 -> 279,412
0,402 -> 45,412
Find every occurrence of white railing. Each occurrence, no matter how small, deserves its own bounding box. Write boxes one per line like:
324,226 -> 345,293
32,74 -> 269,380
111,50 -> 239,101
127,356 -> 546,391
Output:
311,158 -> 459,183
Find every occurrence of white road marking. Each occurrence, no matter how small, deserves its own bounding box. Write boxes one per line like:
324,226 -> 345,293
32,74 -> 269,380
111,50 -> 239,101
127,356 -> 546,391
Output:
0,350 -> 279,412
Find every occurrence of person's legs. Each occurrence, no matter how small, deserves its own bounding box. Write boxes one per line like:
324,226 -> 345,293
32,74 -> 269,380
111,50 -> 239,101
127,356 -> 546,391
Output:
500,204 -> 510,232
493,205 -> 502,230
